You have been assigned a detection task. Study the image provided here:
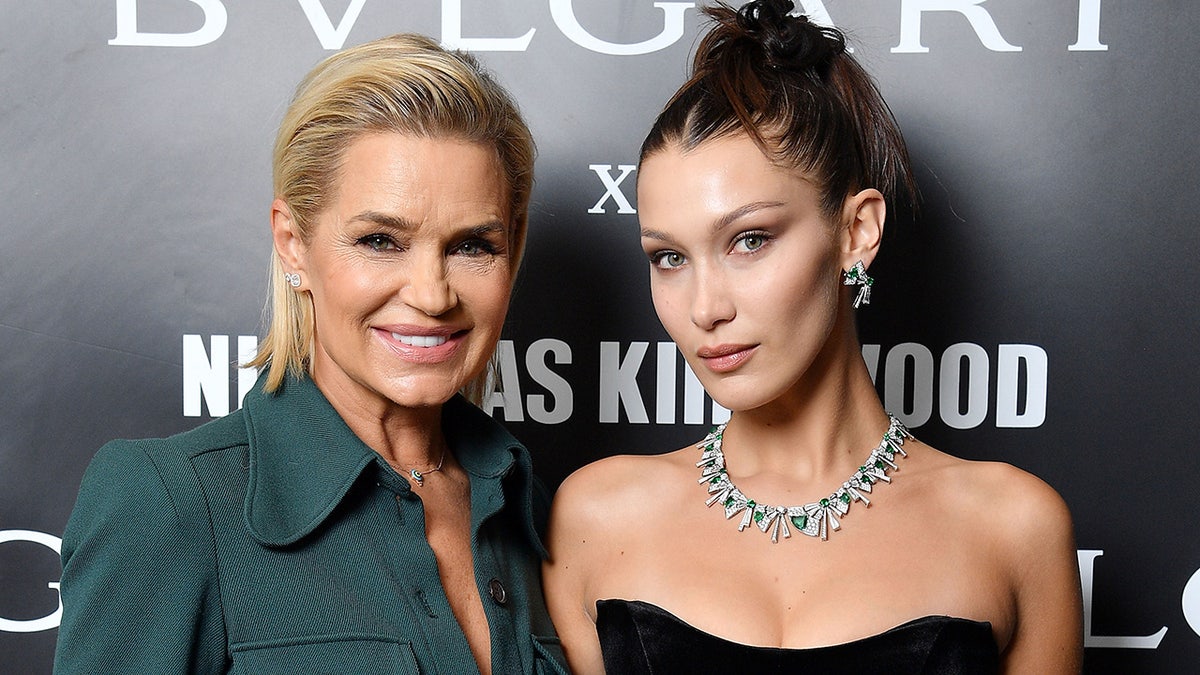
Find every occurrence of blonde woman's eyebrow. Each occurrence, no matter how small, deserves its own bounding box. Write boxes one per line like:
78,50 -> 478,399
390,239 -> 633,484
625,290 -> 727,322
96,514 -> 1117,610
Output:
349,212 -> 506,237
348,210 -> 418,230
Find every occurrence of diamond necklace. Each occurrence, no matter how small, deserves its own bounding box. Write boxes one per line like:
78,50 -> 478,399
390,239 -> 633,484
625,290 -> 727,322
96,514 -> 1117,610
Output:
696,414 -> 910,542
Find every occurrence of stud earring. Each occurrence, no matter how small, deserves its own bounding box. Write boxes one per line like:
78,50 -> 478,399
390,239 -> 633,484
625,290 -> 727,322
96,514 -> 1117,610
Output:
842,260 -> 873,308
284,272 -> 302,288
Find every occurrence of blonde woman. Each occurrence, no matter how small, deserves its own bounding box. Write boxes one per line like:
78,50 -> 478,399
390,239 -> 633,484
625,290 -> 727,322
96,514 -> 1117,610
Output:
56,35 -> 566,674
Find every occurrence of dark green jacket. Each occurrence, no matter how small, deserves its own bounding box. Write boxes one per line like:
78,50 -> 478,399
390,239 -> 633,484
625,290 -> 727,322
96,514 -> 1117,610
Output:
54,374 -> 567,674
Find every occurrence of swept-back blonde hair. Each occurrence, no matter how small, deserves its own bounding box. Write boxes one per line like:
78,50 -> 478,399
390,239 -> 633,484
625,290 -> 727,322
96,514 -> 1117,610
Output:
249,33 -> 535,400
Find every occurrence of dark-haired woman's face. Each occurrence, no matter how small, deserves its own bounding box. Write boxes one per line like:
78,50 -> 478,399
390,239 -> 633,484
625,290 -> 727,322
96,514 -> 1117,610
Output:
637,134 -> 848,413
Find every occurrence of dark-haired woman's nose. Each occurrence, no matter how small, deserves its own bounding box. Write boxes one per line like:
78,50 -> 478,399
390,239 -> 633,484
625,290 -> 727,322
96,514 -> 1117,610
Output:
689,271 -> 735,330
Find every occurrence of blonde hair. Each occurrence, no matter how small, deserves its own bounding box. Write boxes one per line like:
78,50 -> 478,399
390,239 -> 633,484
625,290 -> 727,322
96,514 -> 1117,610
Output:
249,34 -> 535,399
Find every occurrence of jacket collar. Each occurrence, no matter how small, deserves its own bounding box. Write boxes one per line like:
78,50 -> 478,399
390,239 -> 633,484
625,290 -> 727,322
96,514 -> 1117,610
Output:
240,373 -> 545,556
443,393 -> 549,559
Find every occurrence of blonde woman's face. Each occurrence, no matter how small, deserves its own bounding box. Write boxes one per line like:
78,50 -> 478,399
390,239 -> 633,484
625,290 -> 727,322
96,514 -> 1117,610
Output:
291,133 -> 512,413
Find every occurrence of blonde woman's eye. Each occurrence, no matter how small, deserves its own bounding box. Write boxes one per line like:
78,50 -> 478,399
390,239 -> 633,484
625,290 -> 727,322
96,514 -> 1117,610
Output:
454,239 -> 498,257
358,234 -> 396,252
652,251 -> 685,269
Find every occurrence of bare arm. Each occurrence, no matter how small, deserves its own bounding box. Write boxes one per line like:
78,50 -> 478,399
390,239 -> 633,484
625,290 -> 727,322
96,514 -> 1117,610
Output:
543,465 -> 616,675
999,471 -> 1083,673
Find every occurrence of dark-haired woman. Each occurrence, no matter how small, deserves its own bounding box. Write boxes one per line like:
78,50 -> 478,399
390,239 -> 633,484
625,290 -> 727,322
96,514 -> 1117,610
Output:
543,2 -> 1082,673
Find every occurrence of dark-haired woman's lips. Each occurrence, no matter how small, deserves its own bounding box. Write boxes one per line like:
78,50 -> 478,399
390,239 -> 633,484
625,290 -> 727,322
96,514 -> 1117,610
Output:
696,344 -> 758,373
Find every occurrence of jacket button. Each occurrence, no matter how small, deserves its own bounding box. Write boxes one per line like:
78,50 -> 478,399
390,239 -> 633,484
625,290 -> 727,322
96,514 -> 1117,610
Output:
487,578 -> 507,606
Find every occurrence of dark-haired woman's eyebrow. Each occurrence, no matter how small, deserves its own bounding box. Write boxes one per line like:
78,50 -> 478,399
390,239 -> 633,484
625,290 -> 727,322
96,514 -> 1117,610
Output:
710,200 -> 785,232
640,200 -> 785,242
640,228 -> 673,242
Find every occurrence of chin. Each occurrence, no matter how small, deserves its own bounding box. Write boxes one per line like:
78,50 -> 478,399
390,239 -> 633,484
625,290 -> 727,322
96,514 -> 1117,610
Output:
702,365 -> 815,414
389,389 -> 461,409
696,379 -> 772,414
709,393 -> 771,415
377,374 -> 468,409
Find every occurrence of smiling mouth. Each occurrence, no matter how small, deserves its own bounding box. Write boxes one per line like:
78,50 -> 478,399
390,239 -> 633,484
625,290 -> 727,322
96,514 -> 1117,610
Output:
391,333 -> 450,348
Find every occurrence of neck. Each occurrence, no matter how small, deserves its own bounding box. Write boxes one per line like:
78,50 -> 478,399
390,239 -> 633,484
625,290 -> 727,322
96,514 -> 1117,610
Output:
722,326 -> 888,483
309,364 -> 449,470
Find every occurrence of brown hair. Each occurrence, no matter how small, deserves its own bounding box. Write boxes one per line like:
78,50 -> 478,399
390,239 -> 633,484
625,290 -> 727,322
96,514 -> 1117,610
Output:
640,0 -> 915,217
250,33 -> 535,398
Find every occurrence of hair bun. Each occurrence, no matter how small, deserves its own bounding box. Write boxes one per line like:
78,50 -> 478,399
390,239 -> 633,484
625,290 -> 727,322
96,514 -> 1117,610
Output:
734,0 -> 845,71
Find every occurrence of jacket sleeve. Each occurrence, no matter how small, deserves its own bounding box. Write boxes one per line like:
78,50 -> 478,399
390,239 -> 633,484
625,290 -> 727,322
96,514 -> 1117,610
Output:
54,440 -> 227,674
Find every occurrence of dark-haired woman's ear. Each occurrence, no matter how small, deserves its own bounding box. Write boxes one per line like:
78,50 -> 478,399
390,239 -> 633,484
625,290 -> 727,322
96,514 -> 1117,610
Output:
840,188 -> 885,271
271,198 -> 309,284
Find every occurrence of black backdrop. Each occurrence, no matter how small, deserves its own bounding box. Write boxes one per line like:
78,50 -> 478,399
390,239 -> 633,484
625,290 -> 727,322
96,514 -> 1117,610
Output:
2,2 -> 1197,672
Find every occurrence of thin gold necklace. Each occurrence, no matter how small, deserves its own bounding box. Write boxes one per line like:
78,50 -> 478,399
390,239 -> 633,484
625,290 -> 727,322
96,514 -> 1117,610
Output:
390,448 -> 446,487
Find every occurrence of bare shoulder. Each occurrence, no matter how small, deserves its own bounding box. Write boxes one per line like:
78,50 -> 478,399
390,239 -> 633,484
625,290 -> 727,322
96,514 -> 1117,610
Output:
914,443 -> 1075,559
544,443 -> 700,613
913,447 -> 1083,668
941,450 -> 1068,516
544,446 -> 703,673
551,446 -> 695,534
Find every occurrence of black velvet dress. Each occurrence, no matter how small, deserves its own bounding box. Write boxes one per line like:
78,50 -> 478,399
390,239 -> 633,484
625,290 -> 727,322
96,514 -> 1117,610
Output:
596,599 -> 999,674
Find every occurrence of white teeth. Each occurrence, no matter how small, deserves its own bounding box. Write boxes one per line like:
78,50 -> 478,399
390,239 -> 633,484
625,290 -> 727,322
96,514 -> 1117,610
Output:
391,333 -> 448,348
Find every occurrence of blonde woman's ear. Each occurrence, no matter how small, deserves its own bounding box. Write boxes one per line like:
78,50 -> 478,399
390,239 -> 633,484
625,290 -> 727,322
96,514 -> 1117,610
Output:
271,198 -> 307,276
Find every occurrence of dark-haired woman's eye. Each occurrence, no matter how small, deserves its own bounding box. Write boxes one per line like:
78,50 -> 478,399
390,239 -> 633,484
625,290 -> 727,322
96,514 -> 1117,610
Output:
651,251 -> 686,270
358,234 -> 397,252
733,231 -> 770,254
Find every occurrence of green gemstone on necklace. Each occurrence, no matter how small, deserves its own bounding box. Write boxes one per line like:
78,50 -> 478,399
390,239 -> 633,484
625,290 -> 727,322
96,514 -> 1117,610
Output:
697,414 -> 908,542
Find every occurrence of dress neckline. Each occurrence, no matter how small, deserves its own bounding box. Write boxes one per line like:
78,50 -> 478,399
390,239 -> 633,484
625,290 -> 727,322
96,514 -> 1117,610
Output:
596,598 -> 994,652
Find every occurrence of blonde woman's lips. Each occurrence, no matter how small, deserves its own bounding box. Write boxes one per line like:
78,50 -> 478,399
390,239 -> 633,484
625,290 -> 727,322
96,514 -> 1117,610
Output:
375,326 -> 465,363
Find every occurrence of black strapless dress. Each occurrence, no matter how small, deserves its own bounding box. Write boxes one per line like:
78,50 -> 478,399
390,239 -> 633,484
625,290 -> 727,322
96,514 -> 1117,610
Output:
596,599 -> 999,674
